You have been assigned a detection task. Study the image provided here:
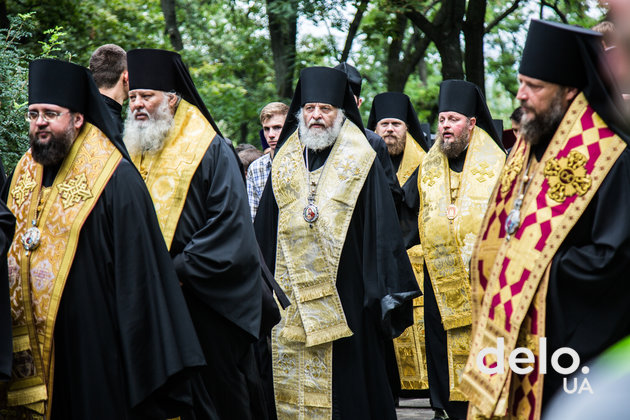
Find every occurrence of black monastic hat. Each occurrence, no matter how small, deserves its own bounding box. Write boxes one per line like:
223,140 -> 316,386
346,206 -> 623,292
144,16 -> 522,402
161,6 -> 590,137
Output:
276,66 -> 365,150
367,92 -> 430,152
126,48 -> 222,137
438,79 -> 503,149
519,19 -> 629,143
28,58 -> 131,161
334,62 -> 362,97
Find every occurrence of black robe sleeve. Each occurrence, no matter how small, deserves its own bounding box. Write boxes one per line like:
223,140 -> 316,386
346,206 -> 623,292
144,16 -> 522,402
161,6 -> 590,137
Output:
544,148 -> 630,402
171,137 -> 263,340
398,167 -> 421,249
43,160 -> 206,419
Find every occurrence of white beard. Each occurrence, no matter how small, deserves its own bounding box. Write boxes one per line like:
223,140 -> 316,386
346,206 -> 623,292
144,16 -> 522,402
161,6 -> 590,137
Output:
297,108 -> 345,151
123,96 -> 174,154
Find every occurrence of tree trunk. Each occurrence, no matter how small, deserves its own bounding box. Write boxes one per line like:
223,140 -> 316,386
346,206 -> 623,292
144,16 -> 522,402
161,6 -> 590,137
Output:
341,0 -> 369,62
406,0 -> 466,81
266,0 -> 298,99
385,15 -> 430,91
239,122 -> 248,145
463,0 -> 487,95
161,0 -> 183,51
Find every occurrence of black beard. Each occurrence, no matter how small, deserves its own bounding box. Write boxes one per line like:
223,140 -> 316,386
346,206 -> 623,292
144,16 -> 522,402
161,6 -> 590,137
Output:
520,92 -> 567,146
29,125 -> 76,166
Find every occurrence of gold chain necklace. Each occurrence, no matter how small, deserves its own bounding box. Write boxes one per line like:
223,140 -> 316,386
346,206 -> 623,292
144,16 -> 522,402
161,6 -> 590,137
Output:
303,147 -> 324,226
505,153 -> 536,241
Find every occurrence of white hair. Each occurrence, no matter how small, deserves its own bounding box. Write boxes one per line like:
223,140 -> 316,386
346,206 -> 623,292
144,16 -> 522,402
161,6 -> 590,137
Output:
297,107 -> 345,151
123,93 -> 175,154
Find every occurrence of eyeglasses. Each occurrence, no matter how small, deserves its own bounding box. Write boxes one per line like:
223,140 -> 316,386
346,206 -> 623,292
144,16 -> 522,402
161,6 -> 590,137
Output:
25,111 -> 69,123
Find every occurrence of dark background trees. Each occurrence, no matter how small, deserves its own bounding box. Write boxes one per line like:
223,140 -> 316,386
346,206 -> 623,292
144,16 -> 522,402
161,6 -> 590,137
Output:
1,0 -> 606,171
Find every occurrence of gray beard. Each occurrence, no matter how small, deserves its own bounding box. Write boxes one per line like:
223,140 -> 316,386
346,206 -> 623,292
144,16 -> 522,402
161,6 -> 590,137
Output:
297,109 -> 345,151
123,96 -> 174,154
520,92 -> 567,146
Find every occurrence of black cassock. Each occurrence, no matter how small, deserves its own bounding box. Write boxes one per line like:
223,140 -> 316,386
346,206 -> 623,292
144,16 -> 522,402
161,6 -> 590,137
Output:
0,160 -> 206,419
168,136 -> 265,420
254,145 -> 420,419
399,151 -> 470,418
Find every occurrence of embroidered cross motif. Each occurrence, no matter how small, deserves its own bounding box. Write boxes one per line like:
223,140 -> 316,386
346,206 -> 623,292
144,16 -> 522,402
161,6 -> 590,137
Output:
471,161 -> 495,183
544,150 -> 592,203
422,167 -> 440,186
500,155 -> 524,194
11,171 -> 37,207
57,173 -> 93,209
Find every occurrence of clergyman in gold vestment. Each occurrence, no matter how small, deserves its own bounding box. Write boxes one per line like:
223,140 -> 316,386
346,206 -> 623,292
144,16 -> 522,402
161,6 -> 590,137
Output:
254,66 -> 420,420
418,80 -> 505,419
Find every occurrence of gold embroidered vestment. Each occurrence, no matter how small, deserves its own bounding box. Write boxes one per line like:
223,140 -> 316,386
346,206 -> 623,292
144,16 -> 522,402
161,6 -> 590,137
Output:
419,126 -> 505,400
460,94 -> 626,420
271,120 -> 375,419
5,124 -> 121,418
129,99 -> 215,249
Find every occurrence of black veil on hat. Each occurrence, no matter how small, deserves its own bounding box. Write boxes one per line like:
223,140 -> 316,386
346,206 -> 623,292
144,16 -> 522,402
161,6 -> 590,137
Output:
28,58 -> 131,162
126,48 -> 222,137
276,66 -> 365,150
334,62 -> 362,98
367,92 -> 430,152
519,19 -> 629,143
438,79 -> 504,149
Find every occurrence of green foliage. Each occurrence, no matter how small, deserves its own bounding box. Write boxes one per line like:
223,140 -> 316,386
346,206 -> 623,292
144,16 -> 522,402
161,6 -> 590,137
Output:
0,12 -> 72,173
0,0 -> 611,158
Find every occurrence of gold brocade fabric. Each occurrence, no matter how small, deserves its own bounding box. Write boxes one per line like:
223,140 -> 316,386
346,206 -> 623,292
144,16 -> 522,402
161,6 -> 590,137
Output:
129,99 -> 215,250
397,133 -> 426,187
393,244 -> 429,390
4,124 -> 121,417
419,126 -> 505,400
460,94 -> 626,420
271,120 -> 375,419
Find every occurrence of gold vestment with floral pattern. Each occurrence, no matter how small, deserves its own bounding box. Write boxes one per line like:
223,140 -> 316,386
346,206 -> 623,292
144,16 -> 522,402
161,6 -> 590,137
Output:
271,120 -> 375,419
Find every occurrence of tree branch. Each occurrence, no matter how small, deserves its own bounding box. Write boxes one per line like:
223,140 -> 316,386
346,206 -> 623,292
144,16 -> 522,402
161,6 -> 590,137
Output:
485,0 -> 521,34
341,0 -> 369,62
160,0 -> 183,51
404,9 -> 435,40
541,0 -> 568,23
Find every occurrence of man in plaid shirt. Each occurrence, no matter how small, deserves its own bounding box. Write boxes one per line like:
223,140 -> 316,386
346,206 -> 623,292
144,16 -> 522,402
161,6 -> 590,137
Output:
247,102 -> 288,220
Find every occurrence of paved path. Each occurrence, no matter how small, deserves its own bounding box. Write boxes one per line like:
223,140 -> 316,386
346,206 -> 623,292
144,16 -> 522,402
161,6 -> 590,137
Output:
396,398 -> 435,419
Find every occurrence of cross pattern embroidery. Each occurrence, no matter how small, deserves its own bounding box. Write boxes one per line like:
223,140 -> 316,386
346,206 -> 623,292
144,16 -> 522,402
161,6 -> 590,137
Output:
57,173 -> 93,209
471,161 -> 495,183
422,166 -> 440,186
11,171 -> 37,207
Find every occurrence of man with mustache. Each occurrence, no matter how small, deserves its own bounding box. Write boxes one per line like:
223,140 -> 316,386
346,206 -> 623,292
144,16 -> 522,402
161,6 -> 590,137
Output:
124,49 -> 264,420
461,20 -> 630,420
1,58 -> 205,419
417,79 -> 505,420
254,66 -> 420,419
